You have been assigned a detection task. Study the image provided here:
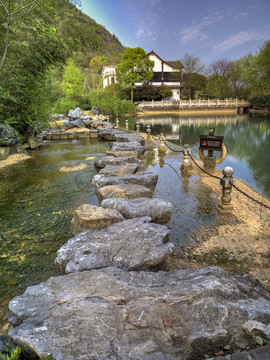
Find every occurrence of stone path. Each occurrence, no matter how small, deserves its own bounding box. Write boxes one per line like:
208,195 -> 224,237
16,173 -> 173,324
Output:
6,127 -> 270,360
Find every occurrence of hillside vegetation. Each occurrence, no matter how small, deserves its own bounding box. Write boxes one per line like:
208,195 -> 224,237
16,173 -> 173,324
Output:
0,0 -> 127,134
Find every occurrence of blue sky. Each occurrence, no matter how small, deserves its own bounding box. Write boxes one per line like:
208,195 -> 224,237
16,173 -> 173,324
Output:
81,0 -> 270,65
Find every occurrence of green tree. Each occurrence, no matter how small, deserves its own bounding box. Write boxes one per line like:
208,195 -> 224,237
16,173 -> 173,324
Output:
159,84 -> 173,99
61,58 -> 83,102
206,59 -> 235,99
89,56 -> 108,74
116,47 -> 154,102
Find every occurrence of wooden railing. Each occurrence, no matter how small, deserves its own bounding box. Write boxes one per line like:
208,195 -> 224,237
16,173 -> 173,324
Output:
139,99 -> 250,109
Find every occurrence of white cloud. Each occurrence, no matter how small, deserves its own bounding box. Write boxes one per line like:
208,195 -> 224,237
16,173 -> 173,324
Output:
180,13 -> 223,44
213,30 -> 269,53
133,1 -> 164,43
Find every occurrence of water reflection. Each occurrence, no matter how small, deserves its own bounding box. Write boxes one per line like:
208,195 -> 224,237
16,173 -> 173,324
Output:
120,114 -> 270,198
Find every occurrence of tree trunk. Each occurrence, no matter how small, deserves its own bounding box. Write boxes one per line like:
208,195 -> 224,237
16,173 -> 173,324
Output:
131,88 -> 134,102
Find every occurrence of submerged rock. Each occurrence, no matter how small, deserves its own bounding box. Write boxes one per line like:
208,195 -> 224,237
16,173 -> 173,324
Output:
92,173 -> 158,191
70,204 -> 124,235
101,197 -> 173,223
59,162 -> 87,172
8,267 -> 270,360
57,217 -> 172,273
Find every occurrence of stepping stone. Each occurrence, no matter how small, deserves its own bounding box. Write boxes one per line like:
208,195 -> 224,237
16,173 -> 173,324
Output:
96,184 -> 152,203
70,204 -> 124,235
94,156 -> 141,169
99,163 -> 140,176
92,173 -> 158,191
106,150 -> 139,158
98,129 -> 145,145
57,217 -> 173,273
101,197 -> 173,223
110,141 -> 145,155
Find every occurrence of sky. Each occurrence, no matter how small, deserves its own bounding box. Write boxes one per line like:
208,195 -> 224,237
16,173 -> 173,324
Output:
80,0 -> 270,65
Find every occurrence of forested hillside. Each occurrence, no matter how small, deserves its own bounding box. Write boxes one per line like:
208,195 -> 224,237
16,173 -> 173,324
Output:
0,0 -> 126,134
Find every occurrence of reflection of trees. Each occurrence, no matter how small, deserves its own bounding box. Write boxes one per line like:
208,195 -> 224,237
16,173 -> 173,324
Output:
134,113 -> 270,196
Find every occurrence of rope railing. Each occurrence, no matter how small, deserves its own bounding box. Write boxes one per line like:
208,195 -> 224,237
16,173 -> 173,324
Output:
151,131 -> 270,210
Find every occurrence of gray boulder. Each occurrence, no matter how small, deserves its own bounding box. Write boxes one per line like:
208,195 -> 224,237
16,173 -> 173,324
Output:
57,217 -> 172,273
94,156 -> 141,169
110,141 -> 145,155
96,183 -> 152,202
101,197 -> 173,223
63,118 -> 84,128
68,107 -> 82,120
92,173 -> 158,191
8,267 -> 270,360
0,125 -> 18,146
70,204 -> 124,235
99,163 -> 140,176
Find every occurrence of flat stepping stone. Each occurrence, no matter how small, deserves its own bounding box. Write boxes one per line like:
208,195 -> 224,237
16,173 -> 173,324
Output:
57,217 -> 173,273
98,129 -> 145,145
106,150 -> 139,158
101,197 -> 173,223
99,163 -> 140,176
94,156 -> 141,169
110,141 -> 145,155
8,267 -> 270,360
96,183 -> 152,203
92,173 -> 158,191
70,204 -> 124,235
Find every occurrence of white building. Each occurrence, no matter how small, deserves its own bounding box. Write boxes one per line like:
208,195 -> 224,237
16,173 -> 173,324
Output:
135,50 -> 182,101
102,66 -> 117,88
102,51 -> 182,100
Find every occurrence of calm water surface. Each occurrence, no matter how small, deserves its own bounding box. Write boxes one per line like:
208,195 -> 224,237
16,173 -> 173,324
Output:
0,113 -> 269,332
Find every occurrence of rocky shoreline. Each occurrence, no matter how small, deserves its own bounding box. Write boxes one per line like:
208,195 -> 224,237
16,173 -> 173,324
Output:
2,125 -> 270,360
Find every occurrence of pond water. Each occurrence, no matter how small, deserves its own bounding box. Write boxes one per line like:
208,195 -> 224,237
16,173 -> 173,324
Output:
0,113 -> 269,333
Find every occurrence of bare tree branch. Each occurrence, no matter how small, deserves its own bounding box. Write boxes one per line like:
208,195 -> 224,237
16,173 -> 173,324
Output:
0,0 -> 8,14
10,0 -> 40,16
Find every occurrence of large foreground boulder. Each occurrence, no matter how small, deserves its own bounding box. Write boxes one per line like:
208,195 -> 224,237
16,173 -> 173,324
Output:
8,267 -> 270,360
94,156 -> 141,169
56,217 -> 172,273
92,173 -> 158,191
101,197 -> 173,223
70,204 -> 124,235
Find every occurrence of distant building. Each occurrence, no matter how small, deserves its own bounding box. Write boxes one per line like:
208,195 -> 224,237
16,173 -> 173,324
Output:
135,50 -> 182,101
102,66 -> 117,88
102,51 -> 182,100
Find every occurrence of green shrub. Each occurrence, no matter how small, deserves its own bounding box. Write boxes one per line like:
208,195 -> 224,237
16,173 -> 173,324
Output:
88,90 -> 136,116
51,98 -> 77,115
0,343 -> 21,360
